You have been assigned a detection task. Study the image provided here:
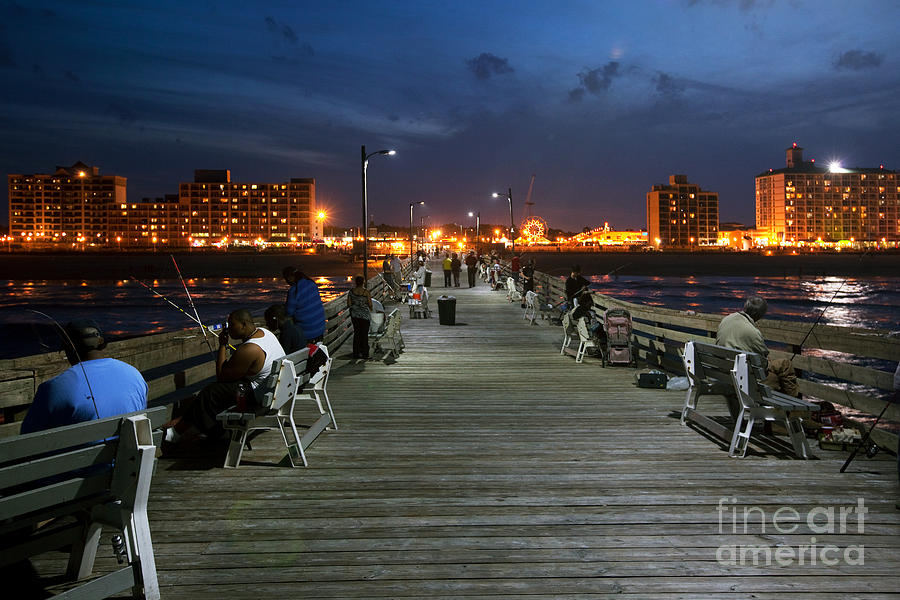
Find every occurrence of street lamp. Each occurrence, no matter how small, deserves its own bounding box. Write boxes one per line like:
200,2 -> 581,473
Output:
491,187 -> 515,251
409,201 -> 424,261
317,210 -> 327,241
468,211 -> 480,252
361,145 -> 396,281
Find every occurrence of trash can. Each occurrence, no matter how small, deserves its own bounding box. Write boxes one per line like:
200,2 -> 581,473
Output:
437,295 -> 456,325
424,269 -> 433,287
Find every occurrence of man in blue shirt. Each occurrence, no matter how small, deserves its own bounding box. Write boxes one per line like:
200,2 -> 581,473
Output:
285,268 -> 326,343
21,320 -> 148,434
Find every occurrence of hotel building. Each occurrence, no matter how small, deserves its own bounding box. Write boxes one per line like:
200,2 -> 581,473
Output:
755,144 -> 899,244
7,164 -> 317,248
8,162 -> 126,246
176,170 -> 316,246
646,174 -> 719,248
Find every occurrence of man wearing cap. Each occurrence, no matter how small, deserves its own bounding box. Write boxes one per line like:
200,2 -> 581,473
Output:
20,320 -> 148,434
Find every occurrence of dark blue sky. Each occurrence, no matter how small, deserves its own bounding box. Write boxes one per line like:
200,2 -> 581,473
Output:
2,0 -> 898,231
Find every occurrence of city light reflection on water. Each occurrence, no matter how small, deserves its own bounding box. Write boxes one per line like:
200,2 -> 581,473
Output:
1,274 -> 898,360
0,276 -> 353,358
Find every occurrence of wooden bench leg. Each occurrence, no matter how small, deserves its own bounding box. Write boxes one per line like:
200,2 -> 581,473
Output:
729,409 -> 754,458
68,520 -> 103,579
278,414 -> 308,468
681,387 -> 700,425
786,417 -> 811,459
223,429 -> 248,469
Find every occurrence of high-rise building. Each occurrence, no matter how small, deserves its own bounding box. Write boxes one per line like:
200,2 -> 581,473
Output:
646,174 -> 719,248
8,162 -> 126,246
755,144 -> 899,244
177,170 -> 316,245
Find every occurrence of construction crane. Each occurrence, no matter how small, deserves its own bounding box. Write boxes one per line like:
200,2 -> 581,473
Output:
523,173 -> 535,220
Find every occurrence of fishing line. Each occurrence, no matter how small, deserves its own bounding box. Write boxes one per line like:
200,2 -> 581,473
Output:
129,276 -> 235,350
26,309 -> 101,420
171,255 -> 214,355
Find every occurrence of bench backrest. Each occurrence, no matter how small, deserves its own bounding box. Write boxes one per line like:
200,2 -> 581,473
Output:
575,316 -> 592,342
0,406 -> 165,530
561,311 -> 573,334
684,340 -> 769,398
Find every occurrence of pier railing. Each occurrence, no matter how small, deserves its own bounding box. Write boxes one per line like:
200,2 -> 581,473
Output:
0,264 -> 406,437
529,267 -> 899,450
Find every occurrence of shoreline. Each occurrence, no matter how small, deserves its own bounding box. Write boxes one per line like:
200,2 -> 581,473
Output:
1,250 -> 899,280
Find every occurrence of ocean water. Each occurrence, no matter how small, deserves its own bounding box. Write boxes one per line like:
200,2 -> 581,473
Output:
1,274 -> 898,359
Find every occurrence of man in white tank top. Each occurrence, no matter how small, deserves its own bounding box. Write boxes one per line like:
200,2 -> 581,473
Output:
164,309 -> 286,446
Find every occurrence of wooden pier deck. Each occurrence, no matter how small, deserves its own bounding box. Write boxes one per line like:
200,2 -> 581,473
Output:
32,279 -> 900,598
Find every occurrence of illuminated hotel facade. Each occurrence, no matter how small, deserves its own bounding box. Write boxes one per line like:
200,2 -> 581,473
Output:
7,164 -> 316,248
755,144 -> 899,245
8,162 -> 127,246
177,170 -> 316,246
646,174 -> 719,248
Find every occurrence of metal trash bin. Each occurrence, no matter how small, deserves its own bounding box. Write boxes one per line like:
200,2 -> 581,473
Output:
437,295 -> 456,325
424,270 -> 433,287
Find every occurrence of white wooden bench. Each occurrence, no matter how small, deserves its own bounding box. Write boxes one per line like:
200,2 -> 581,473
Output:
681,340 -> 820,458
369,308 -> 404,359
0,407 -> 166,599
506,277 -> 522,303
216,347 -> 336,468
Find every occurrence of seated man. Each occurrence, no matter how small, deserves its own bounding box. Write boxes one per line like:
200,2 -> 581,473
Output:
264,304 -> 305,354
165,309 -> 285,444
571,292 -> 607,349
716,296 -> 799,398
21,320 -> 148,434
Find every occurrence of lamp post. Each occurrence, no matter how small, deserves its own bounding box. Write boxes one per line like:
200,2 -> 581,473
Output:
361,145 -> 396,281
492,187 -> 515,251
468,211 -> 480,252
409,201 -> 424,261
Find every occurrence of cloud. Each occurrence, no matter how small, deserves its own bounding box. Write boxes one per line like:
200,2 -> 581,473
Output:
105,102 -> 138,125
833,49 -> 884,70
64,70 -> 80,83
0,39 -> 14,68
465,52 -> 514,80
567,87 -> 585,103
265,16 -> 299,45
575,61 -> 621,96
654,72 -> 685,99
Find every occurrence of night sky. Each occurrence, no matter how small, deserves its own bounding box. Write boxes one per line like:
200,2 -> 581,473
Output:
1,1 -> 898,232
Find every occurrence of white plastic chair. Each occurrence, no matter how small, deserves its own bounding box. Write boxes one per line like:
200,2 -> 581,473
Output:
575,317 -> 597,364
506,277 -> 522,302
523,290 -> 538,324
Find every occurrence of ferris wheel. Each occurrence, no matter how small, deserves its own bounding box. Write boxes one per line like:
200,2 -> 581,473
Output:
521,216 -> 548,240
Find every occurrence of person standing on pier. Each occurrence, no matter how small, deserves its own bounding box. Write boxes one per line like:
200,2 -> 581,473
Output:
522,259 -> 536,295
451,252 -> 462,287
21,320 -> 147,434
511,253 -> 521,283
716,296 -> 799,397
347,276 -> 373,360
442,253 -> 452,287
565,265 -> 591,307
465,251 -> 477,287
285,268 -> 326,344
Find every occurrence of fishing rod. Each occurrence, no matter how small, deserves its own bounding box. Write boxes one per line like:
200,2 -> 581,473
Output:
26,309 -> 100,420
840,397 -> 894,473
171,255 -> 214,355
129,276 -> 235,350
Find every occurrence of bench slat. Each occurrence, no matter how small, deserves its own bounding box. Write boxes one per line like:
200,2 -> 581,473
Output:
0,474 -> 111,522
0,443 -> 117,489
0,406 -> 167,462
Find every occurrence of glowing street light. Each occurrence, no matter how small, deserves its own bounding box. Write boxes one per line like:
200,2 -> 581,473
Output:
409,201 -> 424,259
491,188 -> 515,251
361,146 -> 396,281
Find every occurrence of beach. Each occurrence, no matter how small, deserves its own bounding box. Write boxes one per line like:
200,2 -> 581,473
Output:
1,250 -> 898,280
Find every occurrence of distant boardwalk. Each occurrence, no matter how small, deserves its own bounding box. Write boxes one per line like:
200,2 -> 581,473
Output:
27,277 -> 899,597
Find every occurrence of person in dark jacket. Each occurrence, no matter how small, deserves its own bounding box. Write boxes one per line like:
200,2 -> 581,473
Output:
565,265 -> 590,306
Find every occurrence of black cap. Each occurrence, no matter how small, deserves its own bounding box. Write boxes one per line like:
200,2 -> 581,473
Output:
64,319 -> 104,351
